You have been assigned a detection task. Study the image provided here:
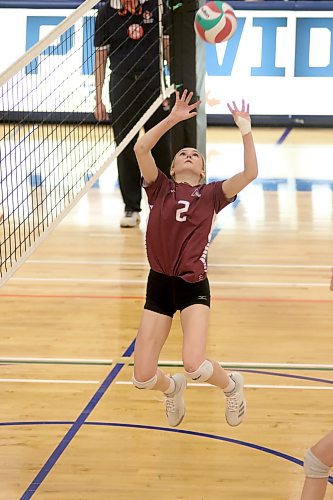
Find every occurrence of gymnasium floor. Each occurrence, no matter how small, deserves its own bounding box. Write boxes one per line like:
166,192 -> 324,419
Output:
1,126 -> 333,499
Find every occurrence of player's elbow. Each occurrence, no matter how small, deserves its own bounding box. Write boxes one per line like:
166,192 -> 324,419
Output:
245,164 -> 258,182
134,139 -> 149,157
133,140 -> 142,156
248,170 -> 258,182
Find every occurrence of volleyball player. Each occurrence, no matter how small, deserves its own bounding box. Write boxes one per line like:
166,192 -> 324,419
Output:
301,430 -> 333,500
131,89 -> 258,427
300,269 -> 333,499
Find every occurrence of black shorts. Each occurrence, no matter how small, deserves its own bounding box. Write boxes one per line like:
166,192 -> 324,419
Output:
144,269 -> 211,318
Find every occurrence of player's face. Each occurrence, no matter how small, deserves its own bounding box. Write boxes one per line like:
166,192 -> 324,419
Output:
172,148 -> 205,180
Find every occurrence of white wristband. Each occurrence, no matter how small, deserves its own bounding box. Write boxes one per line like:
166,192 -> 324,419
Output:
235,116 -> 251,136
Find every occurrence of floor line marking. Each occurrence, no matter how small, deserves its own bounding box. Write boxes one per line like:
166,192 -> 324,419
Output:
157,361 -> 333,370
0,356 -> 115,364
1,420 -> 333,485
276,127 -> 292,145
3,420 -> 333,485
115,381 -> 333,390
0,379 -> 330,390
1,358 -> 333,369
9,277 -> 330,287
239,369 -> 333,385
25,259 -> 332,270
20,339 -> 135,500
1,293 -> 332,304
0,378 -> 99,384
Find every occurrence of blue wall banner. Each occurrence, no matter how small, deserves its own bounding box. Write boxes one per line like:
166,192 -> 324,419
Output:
205,9 -> 333,118
0,2 -> 333,124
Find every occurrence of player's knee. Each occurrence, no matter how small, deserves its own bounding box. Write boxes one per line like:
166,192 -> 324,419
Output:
303,449 -> 330,478
185,359 -> 213,382
132,373 -> 157,390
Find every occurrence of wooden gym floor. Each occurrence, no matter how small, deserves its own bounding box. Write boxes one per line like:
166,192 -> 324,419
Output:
0,126 -> 333,499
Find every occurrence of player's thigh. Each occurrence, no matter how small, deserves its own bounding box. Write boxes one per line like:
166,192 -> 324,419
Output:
180,304 -> 210,368
134,309 -> 172,376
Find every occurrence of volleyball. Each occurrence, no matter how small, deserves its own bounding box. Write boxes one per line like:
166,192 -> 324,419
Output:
194,1 -> 237,44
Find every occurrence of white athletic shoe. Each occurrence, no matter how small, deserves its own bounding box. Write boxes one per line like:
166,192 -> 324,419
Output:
224,372 -> 246,427
120,210 -> 140,228
165,374 -> 187,427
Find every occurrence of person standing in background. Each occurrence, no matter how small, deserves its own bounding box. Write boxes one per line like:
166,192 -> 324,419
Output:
94,0 -> 171,227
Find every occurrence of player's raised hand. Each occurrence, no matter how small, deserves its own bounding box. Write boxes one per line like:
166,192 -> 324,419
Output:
170,90 -> 201,123
227,99 -> 251,136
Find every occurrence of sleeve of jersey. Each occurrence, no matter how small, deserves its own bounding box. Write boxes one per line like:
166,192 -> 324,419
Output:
143,170 -> 170,204
213,181 -> 237,213
94,7 -> 108,48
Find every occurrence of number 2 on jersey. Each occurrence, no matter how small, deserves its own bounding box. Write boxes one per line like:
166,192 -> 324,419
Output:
176,200 -> 190,222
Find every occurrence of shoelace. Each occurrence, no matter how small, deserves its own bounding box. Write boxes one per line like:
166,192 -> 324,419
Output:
226,393 -> 240,412
165,396 -> 176,413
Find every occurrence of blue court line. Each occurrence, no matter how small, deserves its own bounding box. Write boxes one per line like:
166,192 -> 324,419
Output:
239,369 -> 333,385
20,340 -> 135,500
276,127 -> 292,145
3,420 -> 332,486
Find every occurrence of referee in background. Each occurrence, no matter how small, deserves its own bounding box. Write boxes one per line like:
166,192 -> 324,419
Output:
94,0 -> 172,227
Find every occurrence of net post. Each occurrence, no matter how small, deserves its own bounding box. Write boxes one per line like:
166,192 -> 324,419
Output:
169,0 -> 206,159
158,0 -> 167,100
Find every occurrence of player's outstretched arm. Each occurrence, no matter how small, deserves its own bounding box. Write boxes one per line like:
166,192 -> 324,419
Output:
222,100 -> 258,199
134,90 -> 201,185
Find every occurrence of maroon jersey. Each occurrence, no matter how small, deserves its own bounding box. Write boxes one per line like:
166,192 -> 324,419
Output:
144,169 -> 235,283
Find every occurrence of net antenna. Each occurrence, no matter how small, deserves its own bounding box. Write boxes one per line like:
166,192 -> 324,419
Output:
0,0 -> 175,288
158,0 -> 167,99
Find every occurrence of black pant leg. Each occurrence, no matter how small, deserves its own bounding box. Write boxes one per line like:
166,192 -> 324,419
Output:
109,73 -> 142,212
110,73 -> 172,210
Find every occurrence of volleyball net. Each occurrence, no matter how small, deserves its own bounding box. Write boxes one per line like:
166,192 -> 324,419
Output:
0,0 -> 174,287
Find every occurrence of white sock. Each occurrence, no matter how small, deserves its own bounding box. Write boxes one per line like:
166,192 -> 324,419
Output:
164,377 -> 176,395
223,377 -> 236,394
